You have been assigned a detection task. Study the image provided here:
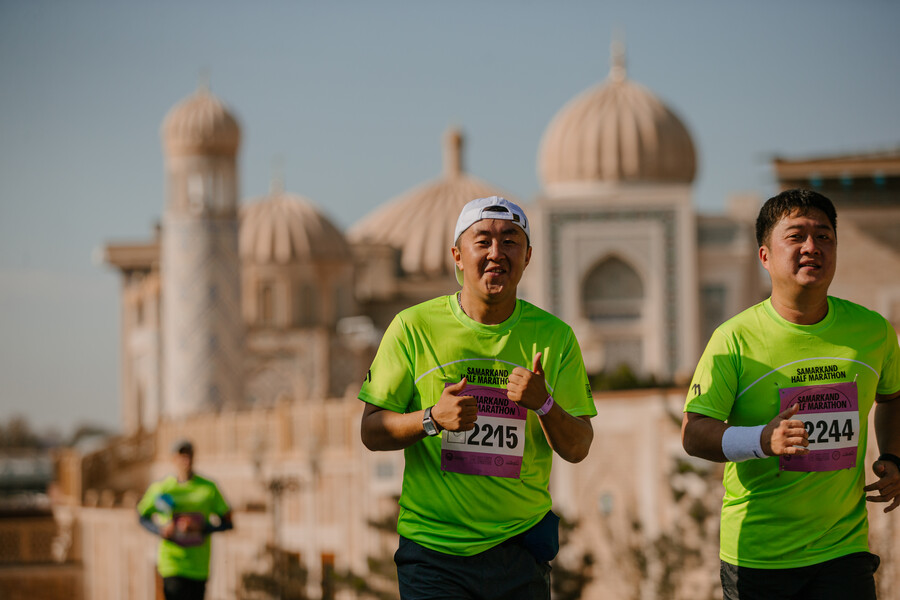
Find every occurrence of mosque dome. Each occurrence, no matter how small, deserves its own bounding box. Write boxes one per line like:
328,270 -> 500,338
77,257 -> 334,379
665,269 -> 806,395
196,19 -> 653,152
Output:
348,128 -> 518,279
538,43 -> 697,186
162,84 -> 241,157
240,184 -> 350,265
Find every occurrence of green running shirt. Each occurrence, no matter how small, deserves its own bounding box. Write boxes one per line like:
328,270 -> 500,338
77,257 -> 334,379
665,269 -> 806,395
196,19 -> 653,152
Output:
685,297 -> 900,568
360,295 -> 596,556
137,474 -> 230,580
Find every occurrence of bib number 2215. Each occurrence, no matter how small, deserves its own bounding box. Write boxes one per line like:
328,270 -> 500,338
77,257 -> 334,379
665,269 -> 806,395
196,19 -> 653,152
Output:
466,422 -> 518,449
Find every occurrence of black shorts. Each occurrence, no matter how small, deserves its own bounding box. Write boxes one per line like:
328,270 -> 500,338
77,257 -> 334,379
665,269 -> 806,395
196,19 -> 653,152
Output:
720,552 -> 880,600
162,575 -> 207,600
394,536 -> 550,600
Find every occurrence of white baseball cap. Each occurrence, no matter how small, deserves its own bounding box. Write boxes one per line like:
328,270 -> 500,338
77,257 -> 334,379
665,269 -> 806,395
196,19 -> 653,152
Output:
453,196 -> 530,285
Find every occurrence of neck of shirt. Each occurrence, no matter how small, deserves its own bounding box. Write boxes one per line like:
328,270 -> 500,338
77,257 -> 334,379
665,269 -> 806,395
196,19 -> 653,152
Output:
456,290 -> 516,325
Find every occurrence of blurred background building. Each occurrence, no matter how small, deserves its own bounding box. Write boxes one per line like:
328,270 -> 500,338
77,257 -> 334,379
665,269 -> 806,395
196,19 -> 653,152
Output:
6,43 -> 898,599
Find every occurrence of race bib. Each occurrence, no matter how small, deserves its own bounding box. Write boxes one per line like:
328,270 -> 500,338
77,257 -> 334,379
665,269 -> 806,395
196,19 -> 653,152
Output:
440,384 -> 526,479
779,381 -> 859,472
170,512 -> 205,547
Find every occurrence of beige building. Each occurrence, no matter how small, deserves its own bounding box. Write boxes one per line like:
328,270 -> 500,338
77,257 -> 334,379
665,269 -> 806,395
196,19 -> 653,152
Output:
35,45 -> 900,600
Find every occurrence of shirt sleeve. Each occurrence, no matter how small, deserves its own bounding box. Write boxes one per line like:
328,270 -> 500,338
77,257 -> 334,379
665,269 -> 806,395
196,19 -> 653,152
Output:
136,482 -> 161,517
551,328 -> 596,418
212,484 -> 230,516
684,328 -> 740,422
358,314 -> 417,414
877,319 -> 900,396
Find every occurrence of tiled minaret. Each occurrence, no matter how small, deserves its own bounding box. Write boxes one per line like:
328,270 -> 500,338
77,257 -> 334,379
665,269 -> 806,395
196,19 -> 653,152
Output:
160,84 -> 243,417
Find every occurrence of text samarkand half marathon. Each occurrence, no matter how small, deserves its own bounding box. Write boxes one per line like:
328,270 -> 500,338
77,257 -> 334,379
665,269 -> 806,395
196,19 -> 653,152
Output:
797,365 -> 847,382
796,393 -> 849,411
474,395 -> 522,416
466,367 -> 510,386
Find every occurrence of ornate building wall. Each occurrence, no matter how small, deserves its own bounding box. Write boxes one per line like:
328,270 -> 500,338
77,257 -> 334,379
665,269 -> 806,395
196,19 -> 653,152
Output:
531,185 -> 701,382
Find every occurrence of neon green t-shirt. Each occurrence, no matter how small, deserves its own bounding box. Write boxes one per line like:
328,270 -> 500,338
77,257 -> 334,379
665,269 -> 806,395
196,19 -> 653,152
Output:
685,297 -> 900,568
359,295 -> 596,556
137,474 -> 230,580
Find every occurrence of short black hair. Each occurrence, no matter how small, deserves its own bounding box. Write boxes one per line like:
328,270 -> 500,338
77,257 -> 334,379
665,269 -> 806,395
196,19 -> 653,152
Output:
172,439 -> 194,455
755,189 -> 837,247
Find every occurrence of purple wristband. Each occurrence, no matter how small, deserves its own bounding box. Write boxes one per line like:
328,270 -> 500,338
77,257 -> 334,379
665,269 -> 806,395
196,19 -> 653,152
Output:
535,395 -> 555,416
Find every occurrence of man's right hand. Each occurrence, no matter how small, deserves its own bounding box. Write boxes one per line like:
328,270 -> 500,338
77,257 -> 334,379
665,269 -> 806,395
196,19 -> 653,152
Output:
761,403 -> 810,456
161,520 -> 176,540
432,377 -> 478,432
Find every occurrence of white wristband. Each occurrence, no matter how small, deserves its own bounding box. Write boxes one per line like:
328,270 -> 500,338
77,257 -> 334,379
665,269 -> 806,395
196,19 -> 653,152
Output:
721,425 -> 766,462
535,395 -> 555,416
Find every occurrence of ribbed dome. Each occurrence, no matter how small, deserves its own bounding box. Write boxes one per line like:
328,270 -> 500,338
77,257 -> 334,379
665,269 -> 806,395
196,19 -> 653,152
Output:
240,185 -> 350,265
348,129 -> 517,279
539,44 -> 696,186
162,85 -> 241,157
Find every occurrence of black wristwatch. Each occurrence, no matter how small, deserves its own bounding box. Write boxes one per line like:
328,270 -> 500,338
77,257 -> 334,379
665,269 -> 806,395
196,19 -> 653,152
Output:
878,453 -> 900,470
423,406 -> 441,437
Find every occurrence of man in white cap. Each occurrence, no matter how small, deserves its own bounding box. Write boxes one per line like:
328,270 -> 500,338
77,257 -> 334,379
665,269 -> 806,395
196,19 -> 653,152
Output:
360,196 -> 596,599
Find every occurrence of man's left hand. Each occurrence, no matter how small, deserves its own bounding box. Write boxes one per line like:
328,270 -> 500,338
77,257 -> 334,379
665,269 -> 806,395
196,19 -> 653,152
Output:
864,459 -> 900,513
508,352 -> 548,412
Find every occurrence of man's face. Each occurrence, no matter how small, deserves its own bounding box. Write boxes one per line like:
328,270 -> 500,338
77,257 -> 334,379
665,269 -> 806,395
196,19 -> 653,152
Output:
452,219 -> 532,301
759,208 -> 836,296
174,451 -> 193,477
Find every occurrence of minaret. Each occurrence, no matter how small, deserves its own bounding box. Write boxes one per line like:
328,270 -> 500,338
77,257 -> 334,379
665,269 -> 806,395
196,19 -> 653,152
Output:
159,83 -> 243,418
609,37 -> 626,83
443,127 -> 464,178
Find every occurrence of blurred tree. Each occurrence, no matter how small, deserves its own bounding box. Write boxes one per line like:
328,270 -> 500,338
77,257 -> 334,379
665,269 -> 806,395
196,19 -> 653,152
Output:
332,500 -> 399,600
596,411 -> 723,600
552,515 -> 594,600
239,544 -> 309,600
0,415 -> 41,449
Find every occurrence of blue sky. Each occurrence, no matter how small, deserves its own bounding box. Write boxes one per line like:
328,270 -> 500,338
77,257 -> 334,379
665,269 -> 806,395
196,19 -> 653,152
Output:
1,0 -> 898,433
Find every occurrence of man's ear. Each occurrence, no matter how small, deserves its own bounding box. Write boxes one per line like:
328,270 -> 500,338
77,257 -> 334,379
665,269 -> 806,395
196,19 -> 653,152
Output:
758,245 -> 770,272
524,245 -> 533,267
451,246 -> 462,269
